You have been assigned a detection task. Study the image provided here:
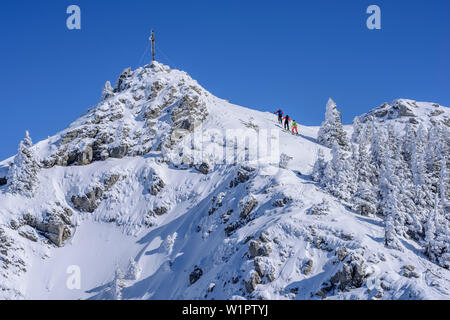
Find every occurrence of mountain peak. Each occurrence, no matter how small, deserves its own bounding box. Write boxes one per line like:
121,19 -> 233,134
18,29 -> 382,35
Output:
33,62 -> 213,168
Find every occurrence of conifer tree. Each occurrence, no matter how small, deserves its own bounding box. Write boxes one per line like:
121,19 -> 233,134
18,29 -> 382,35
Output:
370,125 -> 387,176
440,158 -> 448,206
7,131 -> 40,197
425,195 -> 449,268
351,117 -> 362,144
317,98 -> 350,150
111,267 -> 125,300
323,143 -> 352,201
381,151 -> 404,250
352,140 -> 377,216
102,81 -> 114,100
312,149 -> 327,183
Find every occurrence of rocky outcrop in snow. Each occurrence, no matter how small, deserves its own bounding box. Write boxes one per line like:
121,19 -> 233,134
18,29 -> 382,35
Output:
71,174 -> 122,213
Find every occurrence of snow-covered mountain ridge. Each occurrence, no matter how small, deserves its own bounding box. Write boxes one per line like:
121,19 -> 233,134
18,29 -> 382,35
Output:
0,62 -> 449,300
361,98 -> 449,127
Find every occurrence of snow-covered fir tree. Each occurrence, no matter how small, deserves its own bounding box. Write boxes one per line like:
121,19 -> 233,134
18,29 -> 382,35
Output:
370,124 -> 388,171
402,122 -> 416,164
385,210 -> 404,251
363,116 -> 375,143
440,158 -> 448,206
377,150 -> 393,215
353,181 -> 377,216
347,144 -> 358,195
322,143 -> 353,201
424,125 -> 445,195
7,131 -> 40,197
102,81 -> 114,100
380,152 -> 404,250
312,149 -> 327,183
351,117 -> 362,144
355,130 -> 377,185
352,139 -> 377,216
111,267 -> 125,300
424,197 -> 438,258
393,145 -> 418,239
385,126 -> 411,225
317,98 -> 350,150
125,258 -> 142,281
425,195 -> 450,269
407,127 -> 433,238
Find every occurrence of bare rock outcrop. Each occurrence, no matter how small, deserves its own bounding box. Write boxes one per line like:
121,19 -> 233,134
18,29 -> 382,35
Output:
71,174 -> 121,213
196,163 -> 210,175
230,166 -> 255,188
153,206 -> 168,216
329,253 -> 367,291
150,175 -> 165,196
17,226 -> 39,242
71,187 -> 104,213
189,266 -> 203,285
22,205 -> 73,247
249,240 -> 272,258
244,270 -> 261,293
240,198 -> 258,219
302,259 -> 314,275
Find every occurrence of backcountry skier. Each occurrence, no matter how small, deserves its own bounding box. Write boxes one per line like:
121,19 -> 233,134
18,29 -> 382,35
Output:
274,109 -> 284,124
282,115 -> 291,131
292,120 -> 299,135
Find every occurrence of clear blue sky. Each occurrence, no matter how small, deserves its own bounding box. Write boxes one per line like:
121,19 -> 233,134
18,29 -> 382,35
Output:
0,0 -> 449,160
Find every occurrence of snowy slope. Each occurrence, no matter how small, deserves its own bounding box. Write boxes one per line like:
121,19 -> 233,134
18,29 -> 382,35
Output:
0,62 -> 449,300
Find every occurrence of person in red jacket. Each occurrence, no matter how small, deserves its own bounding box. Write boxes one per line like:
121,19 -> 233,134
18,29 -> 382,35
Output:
282,115 -> 291,131
274,109 -> 284,124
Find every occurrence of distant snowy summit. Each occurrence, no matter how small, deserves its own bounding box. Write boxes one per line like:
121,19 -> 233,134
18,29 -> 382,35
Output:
360,99 -> 449,127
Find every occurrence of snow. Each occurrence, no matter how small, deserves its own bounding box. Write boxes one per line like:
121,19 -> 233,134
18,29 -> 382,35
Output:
25,221 -> 138,300
0,61 -> 449,300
